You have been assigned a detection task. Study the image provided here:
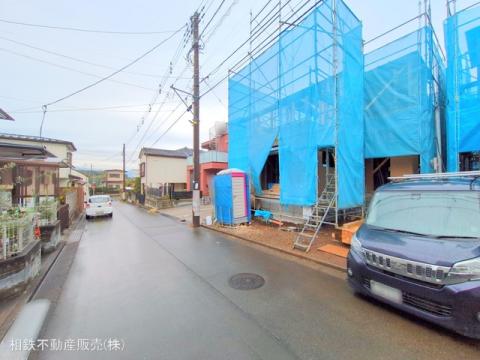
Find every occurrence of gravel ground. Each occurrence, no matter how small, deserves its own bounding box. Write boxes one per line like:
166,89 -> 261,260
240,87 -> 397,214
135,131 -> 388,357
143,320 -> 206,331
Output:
209,220 -> 347,270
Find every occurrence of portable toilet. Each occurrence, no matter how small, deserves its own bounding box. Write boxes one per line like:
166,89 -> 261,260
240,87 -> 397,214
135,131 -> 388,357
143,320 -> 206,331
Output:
213,169 -> 250,225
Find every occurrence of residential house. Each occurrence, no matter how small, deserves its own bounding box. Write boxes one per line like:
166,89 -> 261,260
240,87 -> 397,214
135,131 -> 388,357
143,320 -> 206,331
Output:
0,142 -> 57,208
139,147 -> 193,195
0,133 -> 76,187
187,122 -> 228,197
104,169 -> 124,189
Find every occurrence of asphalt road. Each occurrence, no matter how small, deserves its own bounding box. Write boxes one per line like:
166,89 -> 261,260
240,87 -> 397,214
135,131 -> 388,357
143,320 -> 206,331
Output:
33,202 -> 480,359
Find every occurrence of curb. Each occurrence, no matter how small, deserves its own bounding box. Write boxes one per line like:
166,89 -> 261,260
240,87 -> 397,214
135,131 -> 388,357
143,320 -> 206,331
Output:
159,212 -> 188,223
27,242 -> 66,302
201,225 -> 347,273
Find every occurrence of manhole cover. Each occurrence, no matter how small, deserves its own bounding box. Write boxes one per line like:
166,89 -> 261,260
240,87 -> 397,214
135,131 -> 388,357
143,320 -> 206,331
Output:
229,273 -> 265,290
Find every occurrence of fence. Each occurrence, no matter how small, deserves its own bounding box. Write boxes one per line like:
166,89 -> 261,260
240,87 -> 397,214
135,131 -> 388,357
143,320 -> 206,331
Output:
57,203 -> 70,231
145,186 -> 193,209
0,212 -> 35,260
145,196 -> 172,209
62,187 -> 84,221
36,200 -> 58,226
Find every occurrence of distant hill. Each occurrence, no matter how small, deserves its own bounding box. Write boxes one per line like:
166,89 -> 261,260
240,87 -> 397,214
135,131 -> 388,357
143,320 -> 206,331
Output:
76,168 -> 138,179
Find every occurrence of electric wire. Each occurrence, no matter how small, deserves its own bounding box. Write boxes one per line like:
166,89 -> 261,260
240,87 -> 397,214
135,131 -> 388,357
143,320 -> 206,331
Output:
0,17 -> 180,35
0,47 -> 155,91
200,0 -> 227,37
125,35 -> 191,149
124,31 -> 193,162
150,109 -> 189,147
0,35 -> 191,79
201,0 -> 320,99
42,25 -> 186,108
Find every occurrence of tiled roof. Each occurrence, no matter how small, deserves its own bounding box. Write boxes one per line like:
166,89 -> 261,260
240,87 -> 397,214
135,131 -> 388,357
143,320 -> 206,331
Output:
0,133 -> 76,151
140,147 -> 194,159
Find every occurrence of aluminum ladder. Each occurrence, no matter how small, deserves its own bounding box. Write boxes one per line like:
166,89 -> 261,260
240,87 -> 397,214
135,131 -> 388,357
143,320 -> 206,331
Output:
293,173 -> 337,252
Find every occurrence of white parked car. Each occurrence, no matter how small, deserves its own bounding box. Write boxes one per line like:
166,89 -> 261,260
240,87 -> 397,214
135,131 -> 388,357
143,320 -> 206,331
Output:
86,195 -> 113,219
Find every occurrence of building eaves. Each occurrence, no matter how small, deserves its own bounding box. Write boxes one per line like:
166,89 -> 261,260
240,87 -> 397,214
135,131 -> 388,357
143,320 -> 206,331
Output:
0,133 -> 77,151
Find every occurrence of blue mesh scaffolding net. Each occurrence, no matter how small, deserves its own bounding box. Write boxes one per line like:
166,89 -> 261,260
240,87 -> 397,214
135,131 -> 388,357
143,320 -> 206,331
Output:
364,26 -> 444,173
445,5 -> 480,171
228,0 -> 364,209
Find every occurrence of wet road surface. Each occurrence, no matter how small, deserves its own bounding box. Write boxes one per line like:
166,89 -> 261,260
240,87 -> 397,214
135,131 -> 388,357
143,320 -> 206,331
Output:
35,202 -> 480,359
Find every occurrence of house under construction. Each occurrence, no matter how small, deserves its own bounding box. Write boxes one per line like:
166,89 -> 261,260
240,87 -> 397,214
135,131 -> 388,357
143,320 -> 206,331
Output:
227,0 -> 479,252
229,0 -> 364,246
445,1 -> 480,171
364,11 -> 446,197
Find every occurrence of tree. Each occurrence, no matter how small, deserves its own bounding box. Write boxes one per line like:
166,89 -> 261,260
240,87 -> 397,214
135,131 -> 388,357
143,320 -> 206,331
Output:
134,177 -> 141,193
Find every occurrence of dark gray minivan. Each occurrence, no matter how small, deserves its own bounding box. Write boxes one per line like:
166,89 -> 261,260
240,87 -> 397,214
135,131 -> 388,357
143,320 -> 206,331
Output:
348,173 -> 480,338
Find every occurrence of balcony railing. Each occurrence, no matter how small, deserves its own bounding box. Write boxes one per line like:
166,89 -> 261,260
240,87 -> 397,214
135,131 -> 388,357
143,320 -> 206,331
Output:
187,151 -> 228,166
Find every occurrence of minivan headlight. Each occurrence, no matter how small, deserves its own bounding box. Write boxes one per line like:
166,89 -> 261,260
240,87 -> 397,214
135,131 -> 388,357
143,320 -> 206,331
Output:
350,233 -> 363,255
448,257 -> 480,283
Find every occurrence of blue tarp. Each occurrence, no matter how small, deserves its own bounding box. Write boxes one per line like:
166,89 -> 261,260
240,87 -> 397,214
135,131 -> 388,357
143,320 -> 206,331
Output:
228,0 -> 364,209
364,27 -> 442,173
445,5 -> 480,171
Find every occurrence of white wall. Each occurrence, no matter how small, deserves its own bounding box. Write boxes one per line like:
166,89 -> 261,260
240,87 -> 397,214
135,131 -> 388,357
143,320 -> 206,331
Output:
144,155 -> 187,187
71,169 -> 89,202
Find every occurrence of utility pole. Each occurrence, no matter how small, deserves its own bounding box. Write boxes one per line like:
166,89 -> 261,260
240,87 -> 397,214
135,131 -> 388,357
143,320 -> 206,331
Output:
192,11 -> 201,227
122,143 -> 126,195
90,163 -> 95,195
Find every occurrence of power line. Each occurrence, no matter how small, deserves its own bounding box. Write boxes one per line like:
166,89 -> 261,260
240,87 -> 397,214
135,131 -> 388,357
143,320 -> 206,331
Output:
203,0 -> 312,82
201,0 -> 228,37
127,99 -> 184,160
150,109 -> 189,147
123,17 -> 195,157
0,17 -> 180,35
11,108 -> 179,114
200,0 -> 320,99
203,0 -> 239,43
0,94 -> 46,104
126,99 -> 189,166
0,35 -> 191,79
203,78 -> 227,108
42,26 -> 186,108
0,47 -> 154,91
127,1 -> 233,166
123,32 -> 192,151
12,102 -> 180,113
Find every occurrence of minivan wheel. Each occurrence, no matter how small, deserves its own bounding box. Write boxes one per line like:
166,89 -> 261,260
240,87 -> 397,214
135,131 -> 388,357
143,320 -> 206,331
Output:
86,215 -> 90,220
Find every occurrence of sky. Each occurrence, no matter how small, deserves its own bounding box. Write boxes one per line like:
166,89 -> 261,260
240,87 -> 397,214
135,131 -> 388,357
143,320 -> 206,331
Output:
0,0 -> 477,171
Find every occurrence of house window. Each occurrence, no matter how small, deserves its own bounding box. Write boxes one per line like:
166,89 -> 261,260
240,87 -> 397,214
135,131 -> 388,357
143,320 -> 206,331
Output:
140,163 -> 145,177
109,173 -> 121,178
